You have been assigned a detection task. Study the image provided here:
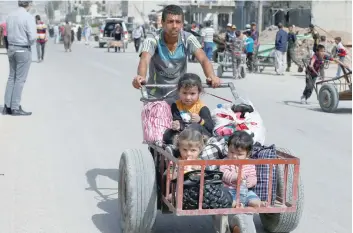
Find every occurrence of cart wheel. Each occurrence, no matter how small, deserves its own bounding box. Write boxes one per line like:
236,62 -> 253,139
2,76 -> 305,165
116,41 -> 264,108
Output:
229,214 -> 256,233
260,164 -> 304,233
319,84 -> 339,113
119,149 -> 157,233
240,66 -> 246,79
217,65 -> 223,78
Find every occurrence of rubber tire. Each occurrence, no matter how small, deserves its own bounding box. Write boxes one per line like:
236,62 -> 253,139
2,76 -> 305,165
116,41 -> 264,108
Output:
99,42 -> 104,48
319,84 -> 339,113
119,149 -> 157,233
240,66 -> 246,79
260,164 -> 304,233
229,214 -> 256,233
217,65 -> 223,78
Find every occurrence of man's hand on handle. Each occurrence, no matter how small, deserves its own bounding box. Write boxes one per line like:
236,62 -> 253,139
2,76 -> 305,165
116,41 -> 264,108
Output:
132,75 -> 146,89
207,76 -> 221,88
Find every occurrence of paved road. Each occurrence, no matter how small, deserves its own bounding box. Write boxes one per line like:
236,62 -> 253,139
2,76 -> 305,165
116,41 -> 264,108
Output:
0,41 -> 351,233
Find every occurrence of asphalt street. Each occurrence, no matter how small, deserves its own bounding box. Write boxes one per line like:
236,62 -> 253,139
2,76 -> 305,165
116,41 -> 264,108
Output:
0,40 -> 351,233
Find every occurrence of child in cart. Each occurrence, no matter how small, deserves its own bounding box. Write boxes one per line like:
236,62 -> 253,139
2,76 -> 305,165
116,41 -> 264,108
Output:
165,128 -> 205,199
168,128 -> 206,178
301,44 -> 348,104
163,73 -> 214,145
220,131 -> 266,208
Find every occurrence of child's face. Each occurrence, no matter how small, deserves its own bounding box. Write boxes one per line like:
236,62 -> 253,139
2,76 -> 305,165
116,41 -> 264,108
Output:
316,49 -> 325,59
335,39 -> 339,44
179,141 -> 201,160
228,145 -> 249,160
179,86 -> 200,106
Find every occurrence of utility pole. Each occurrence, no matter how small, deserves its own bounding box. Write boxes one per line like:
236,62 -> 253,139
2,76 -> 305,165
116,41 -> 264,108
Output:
257,0 -> 263,32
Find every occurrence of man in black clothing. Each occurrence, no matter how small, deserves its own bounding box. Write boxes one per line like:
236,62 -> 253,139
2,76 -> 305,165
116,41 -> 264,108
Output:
286,25 -> 303,72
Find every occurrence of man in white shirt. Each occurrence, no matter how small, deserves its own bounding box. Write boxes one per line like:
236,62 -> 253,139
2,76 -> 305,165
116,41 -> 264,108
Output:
132,25 -> 144,53
201,21 -> 215,61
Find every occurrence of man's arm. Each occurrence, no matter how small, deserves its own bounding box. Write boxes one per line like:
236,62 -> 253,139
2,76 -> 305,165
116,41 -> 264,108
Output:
133,38 -> 157,88
137,38 -> 157,77
275,31 -> 281,45
137,52 -> 152,78
26,14 -> 37,45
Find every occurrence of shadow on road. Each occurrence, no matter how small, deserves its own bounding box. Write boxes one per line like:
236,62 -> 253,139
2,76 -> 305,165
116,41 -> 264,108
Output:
92,198 -> 121,233
86,168 -> 121,233
310,107 -> 352,114
85,168 -> 119,199
85,168 -> 268,233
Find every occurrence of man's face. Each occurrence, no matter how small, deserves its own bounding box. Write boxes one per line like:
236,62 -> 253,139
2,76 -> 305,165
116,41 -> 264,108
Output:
251,25 -> 256,31
289,26 -> 293,32
162,14 -> 183,38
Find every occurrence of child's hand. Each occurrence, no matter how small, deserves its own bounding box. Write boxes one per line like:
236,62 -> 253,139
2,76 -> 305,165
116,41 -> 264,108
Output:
171,120 -> 180,131
191,113 -> 201,123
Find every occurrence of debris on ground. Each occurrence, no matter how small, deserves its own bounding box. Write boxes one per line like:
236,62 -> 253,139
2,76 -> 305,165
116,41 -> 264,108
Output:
259,25 -> 352,66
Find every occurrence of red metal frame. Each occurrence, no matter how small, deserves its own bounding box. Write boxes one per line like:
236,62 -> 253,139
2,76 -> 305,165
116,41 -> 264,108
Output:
150,145 -> 300,216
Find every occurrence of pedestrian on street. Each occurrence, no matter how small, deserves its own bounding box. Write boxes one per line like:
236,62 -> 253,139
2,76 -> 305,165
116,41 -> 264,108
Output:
63,20 -> 72,52
201,21 -> 215,61
84,24 -> 91,45
77,26 -> 82,41
334,37 -> 347,77
35,15 -> 47,62
244,30 -> 254,72
2,1 -> 37,116
114,23 -> 123,52
132,25 -> 144,53
53,24 -> 59,44
274,23 -> 288,75
225,23 -> 234,42
71,28 -> 75,43
301,44 -> 347,104
305,24 -> 320,52
250,22 -> 259,45
286,25 -> 303,72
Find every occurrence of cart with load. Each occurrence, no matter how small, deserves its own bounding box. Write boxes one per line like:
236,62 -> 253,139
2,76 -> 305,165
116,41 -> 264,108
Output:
217,42 -> 246,79
118,82 -> 304,233
107,32 -> 125,53
303,59 -> 352,113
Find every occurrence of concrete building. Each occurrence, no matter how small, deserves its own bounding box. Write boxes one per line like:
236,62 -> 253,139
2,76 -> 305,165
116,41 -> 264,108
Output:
311,0 -> 352,33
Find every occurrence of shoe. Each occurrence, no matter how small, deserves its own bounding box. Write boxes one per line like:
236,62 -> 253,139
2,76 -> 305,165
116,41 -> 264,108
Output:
286,67 -> 290,72
300,96 -> 307,104
11,106 -> 32,116
2,104 -> 12,115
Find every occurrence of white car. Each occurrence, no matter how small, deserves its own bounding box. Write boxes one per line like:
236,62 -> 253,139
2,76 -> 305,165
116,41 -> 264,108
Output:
98,18 -> 128,49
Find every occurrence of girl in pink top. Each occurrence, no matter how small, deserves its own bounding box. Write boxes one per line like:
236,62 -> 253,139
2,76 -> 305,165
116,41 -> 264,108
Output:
220,131 -> 265,208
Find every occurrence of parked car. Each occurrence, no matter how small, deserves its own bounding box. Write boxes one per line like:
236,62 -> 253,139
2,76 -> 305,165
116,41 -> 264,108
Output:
98,18 -> 128,49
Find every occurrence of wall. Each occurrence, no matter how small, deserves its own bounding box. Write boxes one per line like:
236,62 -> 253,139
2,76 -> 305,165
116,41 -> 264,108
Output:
311,0 -> 352,33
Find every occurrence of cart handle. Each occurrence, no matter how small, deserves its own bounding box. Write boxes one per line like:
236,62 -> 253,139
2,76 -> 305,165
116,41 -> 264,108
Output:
140,82 -> 239,102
